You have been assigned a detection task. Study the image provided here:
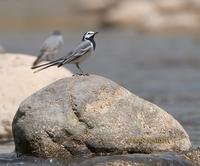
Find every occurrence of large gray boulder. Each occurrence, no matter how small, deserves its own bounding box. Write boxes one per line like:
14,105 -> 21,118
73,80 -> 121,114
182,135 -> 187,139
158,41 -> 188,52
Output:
12,75 -> 191,158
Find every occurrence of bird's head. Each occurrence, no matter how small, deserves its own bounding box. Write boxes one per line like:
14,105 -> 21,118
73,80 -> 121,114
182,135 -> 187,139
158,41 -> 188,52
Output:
53,30 -> 61,36
82,31 -> 98,41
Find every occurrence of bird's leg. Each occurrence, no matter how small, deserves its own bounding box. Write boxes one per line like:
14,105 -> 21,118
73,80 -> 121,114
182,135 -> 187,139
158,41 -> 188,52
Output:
73,63 -> 89,76
76,63 -> 83,75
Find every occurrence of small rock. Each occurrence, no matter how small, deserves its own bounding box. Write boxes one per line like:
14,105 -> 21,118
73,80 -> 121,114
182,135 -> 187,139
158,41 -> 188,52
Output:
12,75 -> 191,158
155,0 -> 188,12
0,53 -> 72,140
142,12 -> 200,32
74,0 -> 119,12
105,0 -> 157,26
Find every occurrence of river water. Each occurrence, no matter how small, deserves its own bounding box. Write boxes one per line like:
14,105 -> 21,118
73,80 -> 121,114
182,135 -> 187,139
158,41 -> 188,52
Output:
0,29 -> 200,162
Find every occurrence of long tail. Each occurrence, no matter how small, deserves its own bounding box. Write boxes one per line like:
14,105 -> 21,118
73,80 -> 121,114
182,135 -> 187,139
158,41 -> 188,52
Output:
32,62 -> 60,73
31,58 -> 64,73
31,52 -> 74,73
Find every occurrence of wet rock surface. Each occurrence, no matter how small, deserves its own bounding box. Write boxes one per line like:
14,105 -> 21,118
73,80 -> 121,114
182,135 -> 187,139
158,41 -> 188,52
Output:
0,152 -> 196,166
12,75 -> 191,158
0,53 -> 71,141
72,153 -> 194,166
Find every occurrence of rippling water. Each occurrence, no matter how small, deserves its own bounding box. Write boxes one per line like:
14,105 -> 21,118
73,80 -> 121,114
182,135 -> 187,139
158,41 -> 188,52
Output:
0,29 -> 200,163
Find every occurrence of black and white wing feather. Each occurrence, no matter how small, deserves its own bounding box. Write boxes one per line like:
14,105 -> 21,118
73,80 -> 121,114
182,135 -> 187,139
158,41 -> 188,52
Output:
59,40 -> 92,65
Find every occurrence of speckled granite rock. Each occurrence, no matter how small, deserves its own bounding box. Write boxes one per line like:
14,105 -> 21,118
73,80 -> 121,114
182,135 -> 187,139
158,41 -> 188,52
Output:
181,147 -> 200,166
12,75 -> 191,158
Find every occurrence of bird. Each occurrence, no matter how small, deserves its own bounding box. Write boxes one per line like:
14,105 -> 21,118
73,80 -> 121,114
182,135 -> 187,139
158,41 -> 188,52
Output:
32,30 -> 64,66
31,31 -> 98,75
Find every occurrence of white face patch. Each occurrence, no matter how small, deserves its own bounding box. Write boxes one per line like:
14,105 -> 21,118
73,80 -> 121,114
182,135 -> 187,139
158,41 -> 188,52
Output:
84,31 -> 95,39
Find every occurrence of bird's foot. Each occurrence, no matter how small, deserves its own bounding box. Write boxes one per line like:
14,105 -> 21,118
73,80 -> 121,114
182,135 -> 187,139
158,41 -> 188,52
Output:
83,73 -> 89,76
72,73 -> 89,76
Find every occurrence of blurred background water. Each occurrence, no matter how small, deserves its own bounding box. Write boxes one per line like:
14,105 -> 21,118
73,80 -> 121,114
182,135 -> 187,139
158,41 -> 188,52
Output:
0,0 -> 200,155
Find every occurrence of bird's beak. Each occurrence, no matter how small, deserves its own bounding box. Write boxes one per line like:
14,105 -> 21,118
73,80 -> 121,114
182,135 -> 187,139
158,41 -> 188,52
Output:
94,32 -> 98,35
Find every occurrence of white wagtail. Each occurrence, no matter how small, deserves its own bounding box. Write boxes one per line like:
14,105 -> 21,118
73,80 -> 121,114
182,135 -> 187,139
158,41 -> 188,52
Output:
32,30 -> 64,66
31,31 -> 98,75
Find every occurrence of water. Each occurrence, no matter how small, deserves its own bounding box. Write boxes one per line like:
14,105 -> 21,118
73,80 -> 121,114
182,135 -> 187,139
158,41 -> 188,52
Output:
0,29 -> 200,162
